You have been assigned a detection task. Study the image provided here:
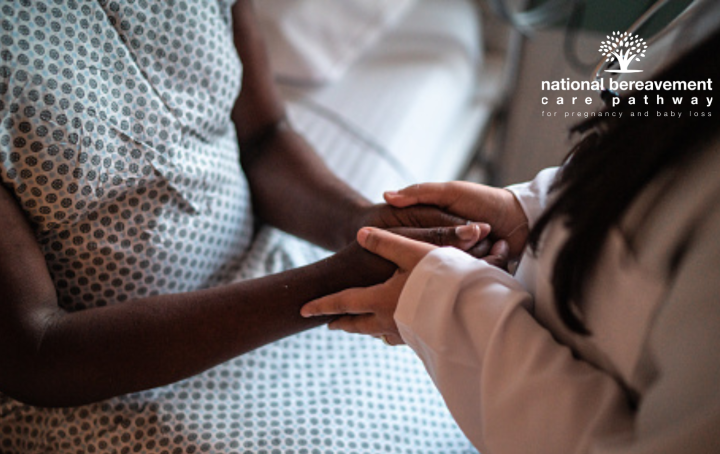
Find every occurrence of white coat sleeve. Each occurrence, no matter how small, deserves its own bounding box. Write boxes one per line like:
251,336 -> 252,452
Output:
505,167 -> 559,228
394,206 -> 720,454
504,167 -> 559,291
395,248 -> 633,454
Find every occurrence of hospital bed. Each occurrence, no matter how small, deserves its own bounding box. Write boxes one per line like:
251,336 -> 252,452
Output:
256,0 -> 506,201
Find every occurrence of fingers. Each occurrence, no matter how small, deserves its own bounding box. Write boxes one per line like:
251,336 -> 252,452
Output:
301,287 -> 374,318
327,315 -> 403,342
465,237 -> 493,259
482,240 -> 510,270
357,223 -> 492,269
384,184 -> 521,249
384,182 -> 460,208
381,333 -> 405,346
303,283 -> 404,342
328,314 -> 381,334
391,223 -> 491,252
399,205 -> 467,228
357,227 -> 436,270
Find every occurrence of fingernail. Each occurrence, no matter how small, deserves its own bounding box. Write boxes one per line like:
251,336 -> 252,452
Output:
384,191 -> 400,198
476,222 -> 492,237
455,224 -> 479,241
495,239 -> 510,255
357,227 -> 371,245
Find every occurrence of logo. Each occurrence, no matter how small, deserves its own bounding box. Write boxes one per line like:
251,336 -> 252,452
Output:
599,31 -> 648,73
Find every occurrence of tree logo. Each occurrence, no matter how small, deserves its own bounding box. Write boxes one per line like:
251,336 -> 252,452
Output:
599,31 -> 648,73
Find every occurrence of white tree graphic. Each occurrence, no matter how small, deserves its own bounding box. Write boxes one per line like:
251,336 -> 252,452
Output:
599,31 -> 648,73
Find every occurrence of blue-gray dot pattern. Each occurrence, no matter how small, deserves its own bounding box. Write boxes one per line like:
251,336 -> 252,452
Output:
0,1 -> 477,453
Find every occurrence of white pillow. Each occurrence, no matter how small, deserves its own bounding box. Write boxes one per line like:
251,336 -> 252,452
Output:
254,0 -> 417,85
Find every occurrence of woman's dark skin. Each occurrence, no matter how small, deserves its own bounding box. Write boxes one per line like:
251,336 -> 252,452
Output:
0,0 -> 479,407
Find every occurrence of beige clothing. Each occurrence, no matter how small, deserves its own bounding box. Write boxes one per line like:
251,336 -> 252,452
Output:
395,139 -> 720,454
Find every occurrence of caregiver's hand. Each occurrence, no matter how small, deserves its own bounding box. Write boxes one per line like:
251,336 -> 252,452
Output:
301,227 -> 510,345
350,203 -> 470,245
384,182 -> 528,260
334,222 -> 492,286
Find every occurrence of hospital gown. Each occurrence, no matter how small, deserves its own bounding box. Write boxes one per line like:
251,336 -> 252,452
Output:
0,1 -> 475,452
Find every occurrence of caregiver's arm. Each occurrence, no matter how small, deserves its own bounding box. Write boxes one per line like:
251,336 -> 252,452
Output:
392,210 -> 720,454
230,0 -> 464,251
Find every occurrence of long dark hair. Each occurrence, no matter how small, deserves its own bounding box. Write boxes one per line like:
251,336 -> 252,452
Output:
528,29 -> 720,334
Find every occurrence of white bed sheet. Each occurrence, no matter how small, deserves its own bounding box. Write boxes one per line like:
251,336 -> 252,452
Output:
255,0 -> 417,84
280,0 -> 503,202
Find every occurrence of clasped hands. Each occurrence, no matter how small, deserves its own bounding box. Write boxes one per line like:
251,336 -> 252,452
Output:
302,181 -> 529,346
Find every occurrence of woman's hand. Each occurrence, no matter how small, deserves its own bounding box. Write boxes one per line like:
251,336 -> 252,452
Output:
303,228 -> 437,345
384,182 -> 529,260
352,203 -> 505,260
351,203 -> 469,240
301,227 -> 510,345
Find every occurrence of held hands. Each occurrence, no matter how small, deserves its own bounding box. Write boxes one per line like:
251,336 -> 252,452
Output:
384,182 -> 530,260
313,181 -> 522,344
351,182 -> 525,260
302,227 -> 510,345
356,203 -> 466,231
351,194 -> 505,259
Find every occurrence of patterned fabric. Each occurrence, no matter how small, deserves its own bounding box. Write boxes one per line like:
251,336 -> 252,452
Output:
0,0 -> 252,311
0,1 -> 477,453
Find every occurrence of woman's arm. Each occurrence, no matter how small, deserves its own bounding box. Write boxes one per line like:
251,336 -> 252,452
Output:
230,0 -> 465,251
0,184 -> 486,408
0,183 -> 387,407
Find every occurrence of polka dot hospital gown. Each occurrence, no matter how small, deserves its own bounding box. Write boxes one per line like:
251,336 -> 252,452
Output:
0,1 -> 477,453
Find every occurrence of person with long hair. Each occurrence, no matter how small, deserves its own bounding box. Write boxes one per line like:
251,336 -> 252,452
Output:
302,25 -> 720,454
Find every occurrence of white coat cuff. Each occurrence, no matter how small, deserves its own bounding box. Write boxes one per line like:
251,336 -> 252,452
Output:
505,167 -> 559,228
394,247 -> 531,355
